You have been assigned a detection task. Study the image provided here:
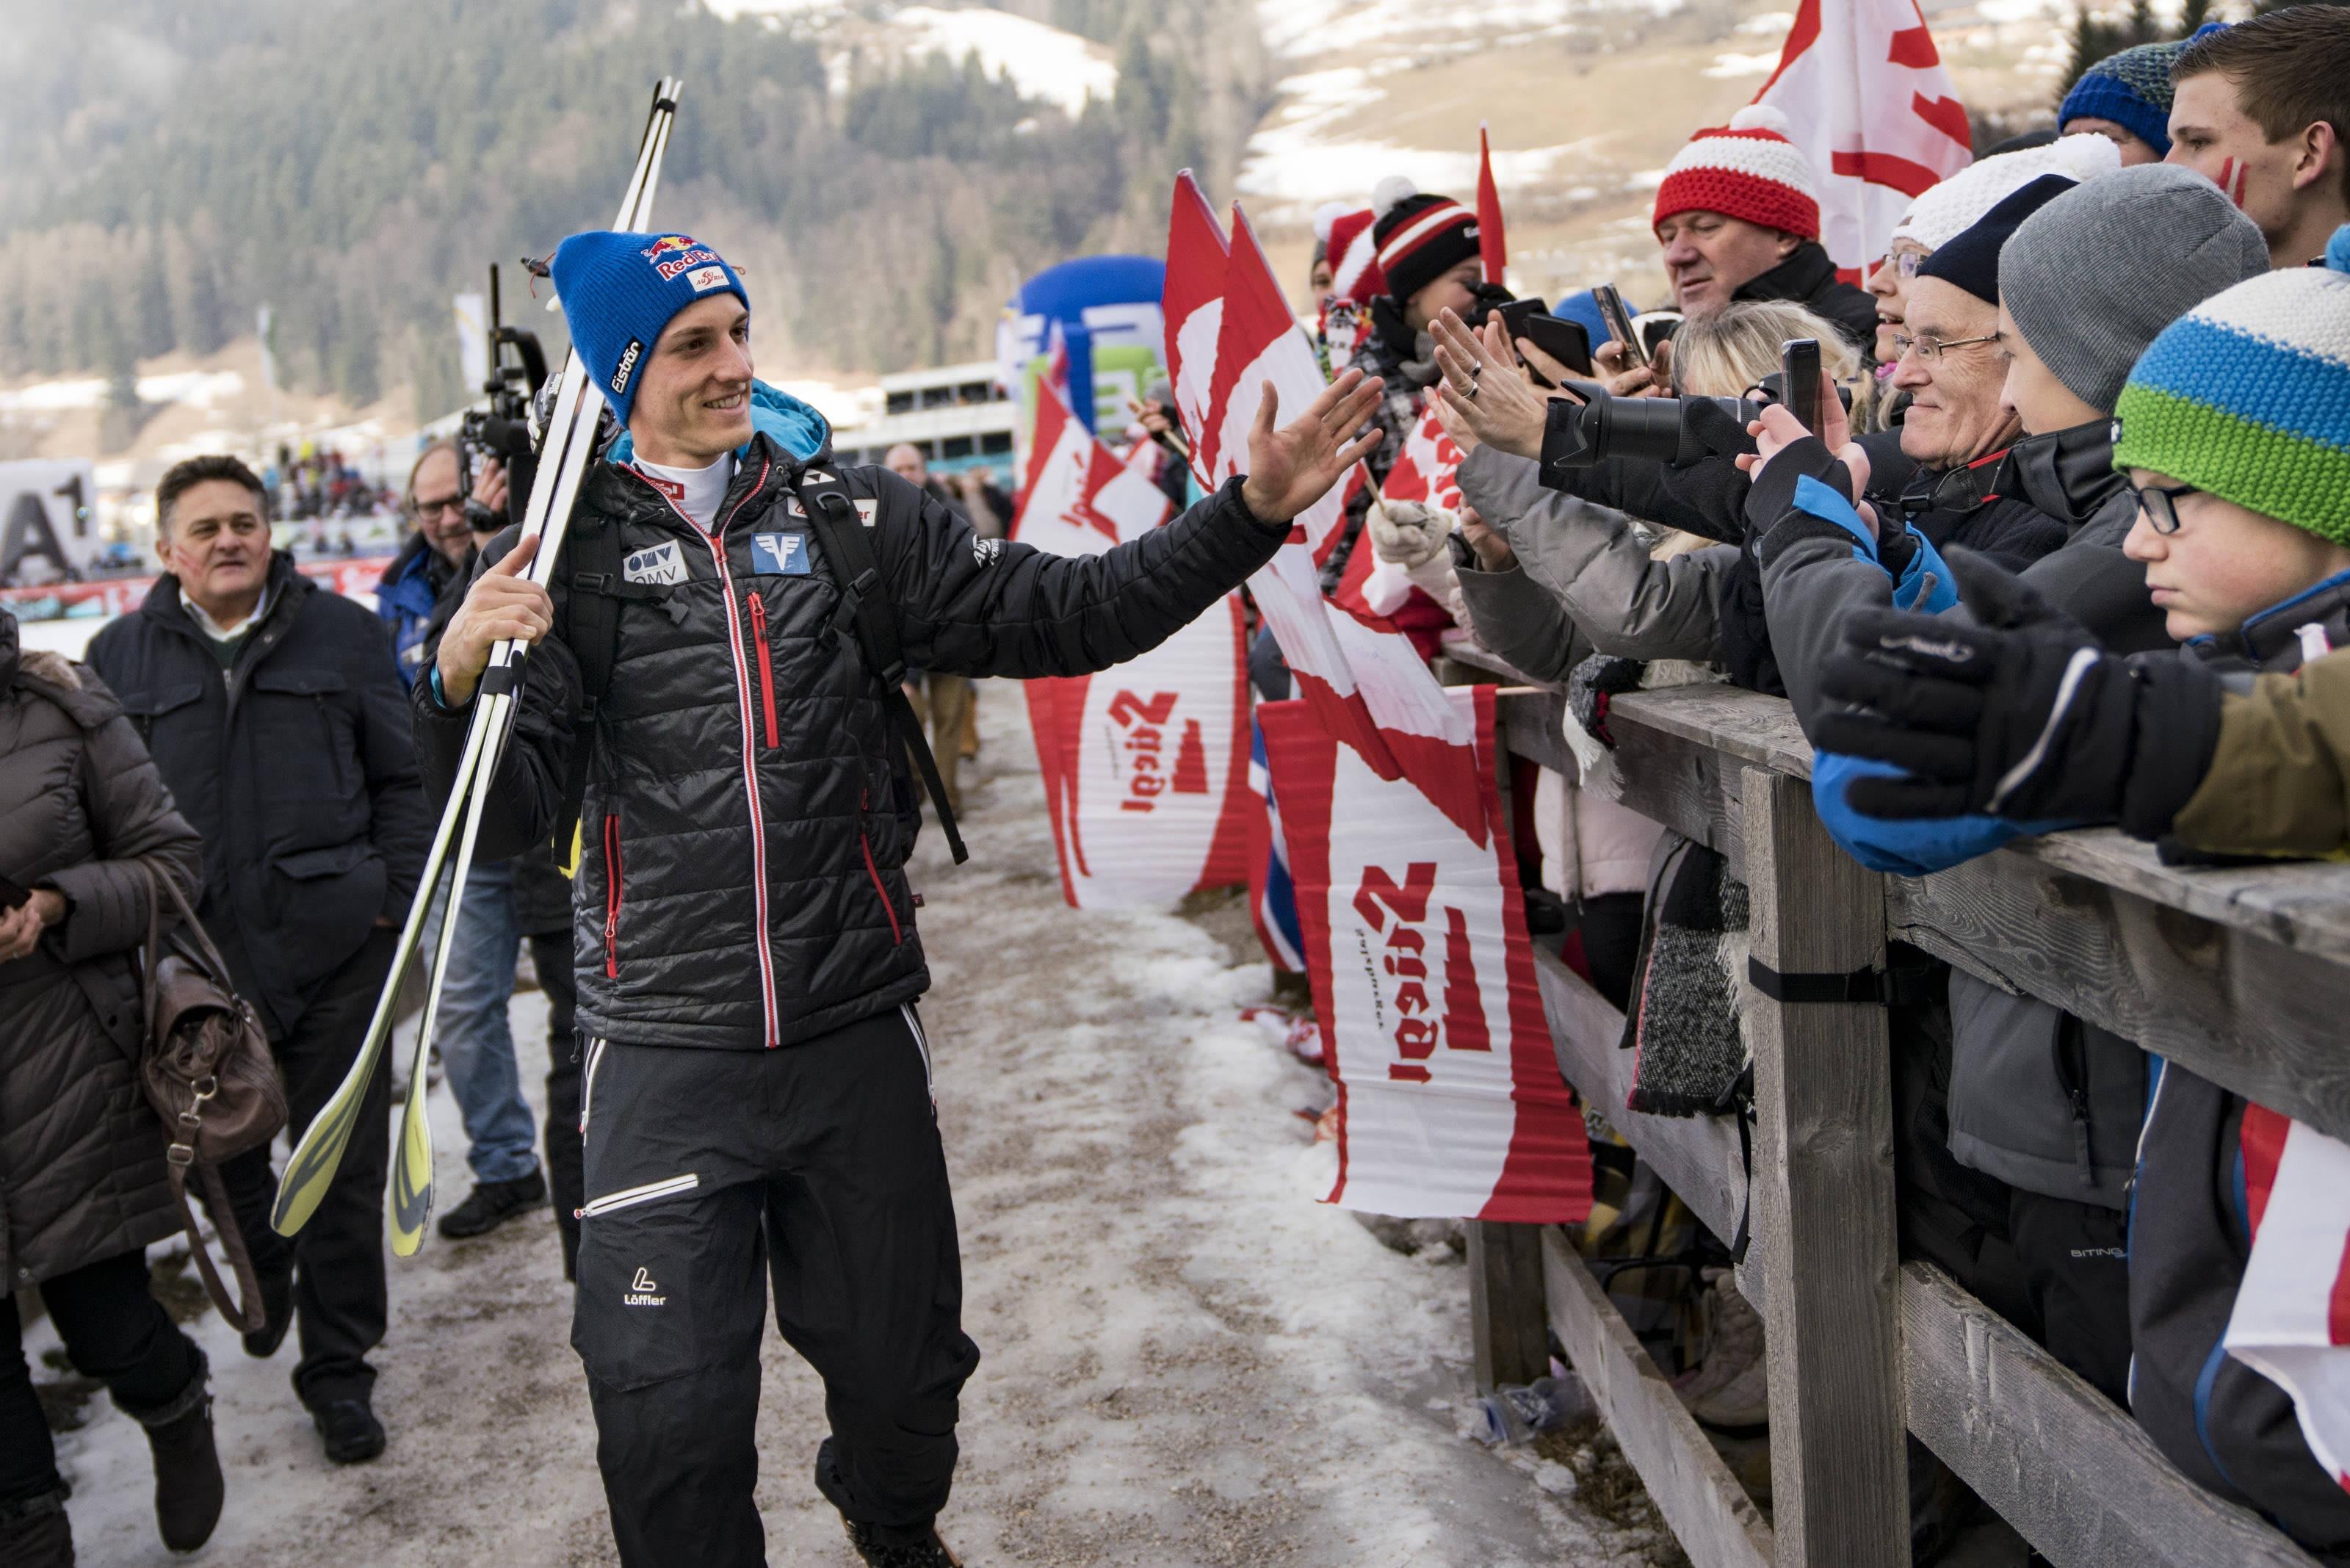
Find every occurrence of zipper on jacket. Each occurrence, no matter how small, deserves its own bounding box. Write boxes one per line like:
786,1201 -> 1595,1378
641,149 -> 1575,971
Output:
859,787 -> 904,947
314,695 -> 348,792
579,1037 -> 609,1136
746,591 -> 780,748
602,812 -> 624,979
626,459 -> 784,1049
2053,1016 -> 2097,1191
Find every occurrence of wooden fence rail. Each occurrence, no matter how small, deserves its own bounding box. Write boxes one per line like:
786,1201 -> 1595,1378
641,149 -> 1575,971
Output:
1440,647 -> 2338,1568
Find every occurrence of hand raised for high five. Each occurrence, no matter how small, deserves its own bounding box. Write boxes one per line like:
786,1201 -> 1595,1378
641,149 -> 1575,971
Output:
1238,368 -> 1387,523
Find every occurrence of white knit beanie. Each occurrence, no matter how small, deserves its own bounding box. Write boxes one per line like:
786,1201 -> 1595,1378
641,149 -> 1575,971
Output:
1890,133 -> 2122,253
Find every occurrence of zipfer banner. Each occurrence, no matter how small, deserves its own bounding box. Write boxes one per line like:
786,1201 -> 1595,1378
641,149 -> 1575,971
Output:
1263,686 -> 1591,1223
1013,375 -> 1253,907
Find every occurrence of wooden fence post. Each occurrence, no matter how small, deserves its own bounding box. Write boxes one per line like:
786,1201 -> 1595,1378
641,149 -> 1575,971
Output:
1469,1221 -> 1550,1392
1742,767 -> 1909,1566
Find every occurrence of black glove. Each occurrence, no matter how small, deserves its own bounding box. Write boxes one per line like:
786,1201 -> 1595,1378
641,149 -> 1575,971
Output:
1810,549 -> 2224,831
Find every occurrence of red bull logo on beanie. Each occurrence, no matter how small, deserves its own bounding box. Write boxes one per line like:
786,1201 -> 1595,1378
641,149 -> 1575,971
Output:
641,234 -> 720,281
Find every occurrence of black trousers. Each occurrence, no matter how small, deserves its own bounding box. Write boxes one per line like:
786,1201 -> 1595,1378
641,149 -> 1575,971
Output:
572,1006 -> 980,1567
0,1249 -> 199,1505
220,926 -> 397,1408
532,929 -> 583,1279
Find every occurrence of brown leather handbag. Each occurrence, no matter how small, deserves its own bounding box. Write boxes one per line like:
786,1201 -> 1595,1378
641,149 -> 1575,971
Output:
137,859 -> 288,1332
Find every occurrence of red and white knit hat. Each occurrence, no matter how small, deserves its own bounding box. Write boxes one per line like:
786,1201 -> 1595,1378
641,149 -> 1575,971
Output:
1652,104 -> 1821,239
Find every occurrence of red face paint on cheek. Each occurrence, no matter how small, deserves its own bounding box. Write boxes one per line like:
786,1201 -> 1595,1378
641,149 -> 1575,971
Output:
2219,155 -> 2248,208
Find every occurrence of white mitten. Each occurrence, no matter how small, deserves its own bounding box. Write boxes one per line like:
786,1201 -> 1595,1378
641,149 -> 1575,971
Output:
1366,496 -> 1450,570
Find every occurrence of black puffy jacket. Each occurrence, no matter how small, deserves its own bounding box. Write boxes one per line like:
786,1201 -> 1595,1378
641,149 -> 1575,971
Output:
413,431 -> 1289,1052
87,555 -> 430,1037
1732,241 -> 1881,354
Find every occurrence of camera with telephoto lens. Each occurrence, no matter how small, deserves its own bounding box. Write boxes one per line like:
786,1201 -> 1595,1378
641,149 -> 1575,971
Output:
1541,380 -> 1771,469
456,261 -> 552,532
1541,362 -> 1852,471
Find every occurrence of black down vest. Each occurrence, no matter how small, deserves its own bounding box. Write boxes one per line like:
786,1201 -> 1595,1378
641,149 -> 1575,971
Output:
413,433 -> 1287,1051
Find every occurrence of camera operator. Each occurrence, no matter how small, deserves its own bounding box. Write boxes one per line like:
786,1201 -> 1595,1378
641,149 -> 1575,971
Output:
377,440 -> 506,687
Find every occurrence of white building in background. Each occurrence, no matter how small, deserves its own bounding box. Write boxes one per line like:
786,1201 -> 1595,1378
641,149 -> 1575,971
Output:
828,360 -> 1016,483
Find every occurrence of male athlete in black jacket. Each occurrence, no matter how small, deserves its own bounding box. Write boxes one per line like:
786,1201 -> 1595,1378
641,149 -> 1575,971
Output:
419,229 -> 1381,1567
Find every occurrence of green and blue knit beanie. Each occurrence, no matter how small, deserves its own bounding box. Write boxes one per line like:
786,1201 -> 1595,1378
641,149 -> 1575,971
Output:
2111,225 -> 2350,546
2058,37 -> 2192,158
549,231 -> 749,427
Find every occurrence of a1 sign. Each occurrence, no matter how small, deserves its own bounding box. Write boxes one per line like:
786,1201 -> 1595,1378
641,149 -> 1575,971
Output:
0,460 -> 98,588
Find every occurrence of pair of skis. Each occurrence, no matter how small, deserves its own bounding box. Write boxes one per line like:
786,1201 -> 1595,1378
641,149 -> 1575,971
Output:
270,79 -> 684,1256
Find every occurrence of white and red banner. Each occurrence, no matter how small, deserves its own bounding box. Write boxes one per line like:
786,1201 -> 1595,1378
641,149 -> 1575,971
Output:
1161,173 -> 1486,845
2224,1105 -> 2350,1491
1263,687 -> 1590,1221
1749,0 -> 1973,279
1013,374 -> 1253,906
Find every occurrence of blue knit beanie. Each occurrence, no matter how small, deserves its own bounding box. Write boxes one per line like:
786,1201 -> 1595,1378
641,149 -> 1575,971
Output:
2058,37 -> 2192,158
549,231 -> 750,427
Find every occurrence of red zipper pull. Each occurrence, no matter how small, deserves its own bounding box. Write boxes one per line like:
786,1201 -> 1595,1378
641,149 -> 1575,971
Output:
746,593 -> 780,748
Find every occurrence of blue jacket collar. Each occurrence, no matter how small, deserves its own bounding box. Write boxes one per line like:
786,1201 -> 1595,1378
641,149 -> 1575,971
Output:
606,378 -> 829,468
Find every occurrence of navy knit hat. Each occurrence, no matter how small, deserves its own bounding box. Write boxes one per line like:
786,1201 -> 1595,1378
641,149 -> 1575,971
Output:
1916,175 -> 2078,306
549,231 -> 749,426
2058,37 -> 2191,157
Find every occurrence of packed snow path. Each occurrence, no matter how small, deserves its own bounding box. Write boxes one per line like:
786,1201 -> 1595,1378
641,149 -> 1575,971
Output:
42,682 -> 1659,1566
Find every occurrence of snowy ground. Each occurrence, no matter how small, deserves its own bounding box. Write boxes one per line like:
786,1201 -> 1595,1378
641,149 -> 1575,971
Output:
34,680 -> 1665,1567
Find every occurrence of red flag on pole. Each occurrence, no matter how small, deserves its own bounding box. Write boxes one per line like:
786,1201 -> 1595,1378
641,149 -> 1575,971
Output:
1475,125 -> 1507,286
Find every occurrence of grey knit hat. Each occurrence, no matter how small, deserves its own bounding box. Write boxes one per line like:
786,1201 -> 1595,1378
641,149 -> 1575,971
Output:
1999,164 -> 2271,414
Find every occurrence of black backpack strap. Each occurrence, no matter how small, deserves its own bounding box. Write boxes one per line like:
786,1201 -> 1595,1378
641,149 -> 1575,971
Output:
790,462 -> 969,864
550,518 -> 632,861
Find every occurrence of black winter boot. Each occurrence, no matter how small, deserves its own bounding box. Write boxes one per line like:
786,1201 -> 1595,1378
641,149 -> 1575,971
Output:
0,1486 -> 74,1567
842,1518 -> 964,1567
119,1346 -> 223,1553
438,1168 -> 549,1240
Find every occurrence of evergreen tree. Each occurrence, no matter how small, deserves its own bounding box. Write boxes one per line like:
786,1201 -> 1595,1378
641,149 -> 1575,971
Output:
135,231 -> 177,359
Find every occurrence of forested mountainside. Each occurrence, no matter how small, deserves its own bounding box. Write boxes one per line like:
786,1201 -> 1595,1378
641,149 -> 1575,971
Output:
0,0 -> 1269,419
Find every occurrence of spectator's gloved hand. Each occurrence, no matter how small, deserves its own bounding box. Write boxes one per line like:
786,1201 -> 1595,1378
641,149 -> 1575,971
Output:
1811,549 -> 2223,832
1366,496 -> 1452,570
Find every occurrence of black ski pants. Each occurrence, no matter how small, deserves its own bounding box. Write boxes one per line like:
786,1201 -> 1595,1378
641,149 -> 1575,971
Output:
0,1249 -> 200,1506
219,926 -> 397,1408
532,928 -> 583,1279
572,1005 -> 980,1567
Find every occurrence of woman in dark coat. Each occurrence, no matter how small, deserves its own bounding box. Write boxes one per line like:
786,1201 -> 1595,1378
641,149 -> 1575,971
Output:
0,607 -> 223,1563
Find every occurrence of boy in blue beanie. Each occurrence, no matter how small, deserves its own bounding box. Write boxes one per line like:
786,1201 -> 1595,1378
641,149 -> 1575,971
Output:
2058,37 -> 2191,165
424,227 -> 1384,1568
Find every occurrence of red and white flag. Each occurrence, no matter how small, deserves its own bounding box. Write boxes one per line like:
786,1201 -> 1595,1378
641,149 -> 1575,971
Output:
1262,687 -> 1591,1222
1014,377 -> 1252,906
1160,178 -> 1488,845
1164,171 -> 1231,486
1749,0 -> 1973,278
2224,1105 -> 2350,1491
1475,124 -> 1508,286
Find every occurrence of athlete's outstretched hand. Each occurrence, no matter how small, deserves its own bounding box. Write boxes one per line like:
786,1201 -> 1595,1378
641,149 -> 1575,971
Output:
437,533 -> 553,707
1240,368 -> 1386,523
